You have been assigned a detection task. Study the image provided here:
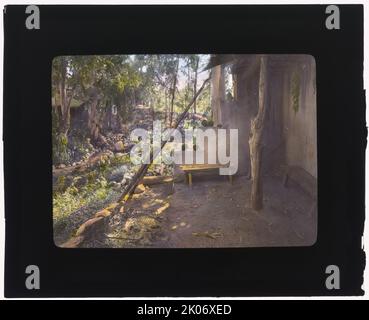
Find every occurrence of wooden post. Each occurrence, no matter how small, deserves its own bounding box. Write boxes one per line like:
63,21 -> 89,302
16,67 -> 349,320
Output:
188,173 -> 193,187
249,56 -> 268,210
229,175 -> 233,184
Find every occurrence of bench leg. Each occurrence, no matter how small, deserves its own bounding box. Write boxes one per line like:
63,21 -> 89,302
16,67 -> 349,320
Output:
188,173 -> 192,187
229,175 -> 233,184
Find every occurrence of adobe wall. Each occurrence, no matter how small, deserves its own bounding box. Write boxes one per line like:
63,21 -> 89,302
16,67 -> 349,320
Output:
281,55 -> 317,179
210,55 -> 317,179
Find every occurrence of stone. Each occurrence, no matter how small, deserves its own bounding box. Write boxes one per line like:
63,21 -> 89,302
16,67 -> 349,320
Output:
155,203 -> 170,215
108,165 -> 127,182
113,183 -> 121,190
114,141 -> 125,152
134,184 -> 146,194
108,181 -> 118,187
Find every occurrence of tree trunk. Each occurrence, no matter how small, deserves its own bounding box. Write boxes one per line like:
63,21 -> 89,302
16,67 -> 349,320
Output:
232,72 -> 238,100
58,57 -> 76,137
249,56 -> 268,211
169,59 -> 179,127
59,57 -> 69,135
85,87 -> 102,144
164,88 -> 168,126
193,57 -> 199,116
211,64 -> 225,126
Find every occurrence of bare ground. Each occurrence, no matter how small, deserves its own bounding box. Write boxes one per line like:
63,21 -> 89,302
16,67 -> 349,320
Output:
82,171 -> 317,248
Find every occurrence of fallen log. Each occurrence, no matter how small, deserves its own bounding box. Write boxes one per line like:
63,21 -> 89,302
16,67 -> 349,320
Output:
140,174 -> 184,186
53,151 -> 111,179
60,202 -> 120,248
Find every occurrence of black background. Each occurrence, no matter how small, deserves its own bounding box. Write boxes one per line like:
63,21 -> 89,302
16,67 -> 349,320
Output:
3,5 -> 365,297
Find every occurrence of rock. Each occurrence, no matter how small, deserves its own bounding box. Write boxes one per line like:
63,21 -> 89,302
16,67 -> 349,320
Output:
59,164 -> 66,168
108,165 -> 127,183
108,181 -> 121,189
123,171 -> 134,181
134,184 -> 146,194
108,181 -> 118,187
73,176 -> 87,188
155,203 -> 170,215
124,218 -> 138,232
114,141 -> 125,152
113,182 -> 122,190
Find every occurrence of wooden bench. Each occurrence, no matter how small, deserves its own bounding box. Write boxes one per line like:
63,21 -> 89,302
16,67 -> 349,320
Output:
179,164 -> 233,187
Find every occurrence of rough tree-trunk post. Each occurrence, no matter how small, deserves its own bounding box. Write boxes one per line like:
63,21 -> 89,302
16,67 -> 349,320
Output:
249,56 -> 268,210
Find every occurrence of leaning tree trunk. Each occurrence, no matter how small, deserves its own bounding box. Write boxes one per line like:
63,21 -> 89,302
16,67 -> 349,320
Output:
118,77 -> 210,203
249,56 -> 268,210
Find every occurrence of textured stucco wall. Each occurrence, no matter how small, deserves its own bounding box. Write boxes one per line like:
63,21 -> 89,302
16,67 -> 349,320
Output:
282,55 -> 317,178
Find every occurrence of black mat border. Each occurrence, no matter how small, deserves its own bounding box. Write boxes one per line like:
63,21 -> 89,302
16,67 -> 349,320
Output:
3,5 -> 365,297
